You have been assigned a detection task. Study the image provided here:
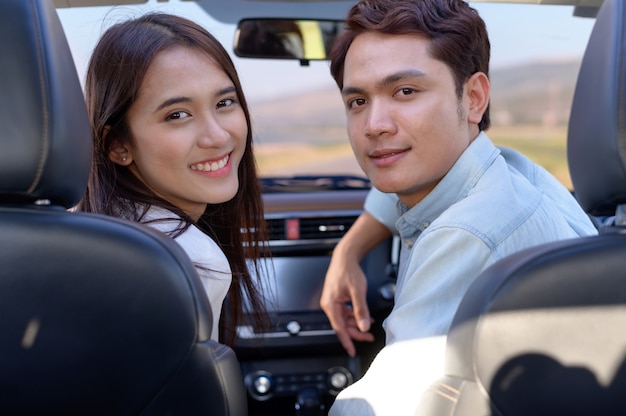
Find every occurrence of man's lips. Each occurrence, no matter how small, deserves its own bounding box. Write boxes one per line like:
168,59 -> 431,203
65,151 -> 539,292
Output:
369,148 -> 410,167
369,148 -> 409,159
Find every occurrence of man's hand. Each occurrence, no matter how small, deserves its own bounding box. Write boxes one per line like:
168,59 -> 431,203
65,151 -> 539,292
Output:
320,212 -> 392,356
320,248 -> 374,357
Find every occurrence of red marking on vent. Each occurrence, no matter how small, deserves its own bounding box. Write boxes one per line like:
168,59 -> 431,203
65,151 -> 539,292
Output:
286,218 -> 300,240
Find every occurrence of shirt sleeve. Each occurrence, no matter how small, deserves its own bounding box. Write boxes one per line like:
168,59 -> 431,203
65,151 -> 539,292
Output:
499,146 -> 597,237
385,225 -> 494,344
363,187 -> 401,236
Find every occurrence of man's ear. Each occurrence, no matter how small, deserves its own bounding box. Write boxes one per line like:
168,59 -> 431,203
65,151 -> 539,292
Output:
466,72 -> 490,125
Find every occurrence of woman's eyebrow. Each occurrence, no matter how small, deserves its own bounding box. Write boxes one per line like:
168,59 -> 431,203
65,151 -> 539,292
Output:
218,85 -> 237,96
155,96 -> 191,113
154,85 -> 237,113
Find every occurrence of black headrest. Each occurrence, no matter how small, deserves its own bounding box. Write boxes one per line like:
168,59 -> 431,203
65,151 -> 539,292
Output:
568,0 -> 626,217
0,0 -> 91,208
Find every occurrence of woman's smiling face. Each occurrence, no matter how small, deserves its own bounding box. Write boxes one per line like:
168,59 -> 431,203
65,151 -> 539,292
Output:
115,46 -> 247,221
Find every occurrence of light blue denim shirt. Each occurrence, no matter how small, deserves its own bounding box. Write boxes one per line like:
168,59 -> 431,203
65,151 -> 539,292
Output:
364,132 -> 597,345
330,133 -> 598,416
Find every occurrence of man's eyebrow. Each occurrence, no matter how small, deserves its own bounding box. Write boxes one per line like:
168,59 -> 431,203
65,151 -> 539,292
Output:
341,69 -> 427,97
341,86 -> 365,97
380,69 -> 427,87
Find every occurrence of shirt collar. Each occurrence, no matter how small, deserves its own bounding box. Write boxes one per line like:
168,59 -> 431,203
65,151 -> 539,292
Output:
395,132 -> 500,239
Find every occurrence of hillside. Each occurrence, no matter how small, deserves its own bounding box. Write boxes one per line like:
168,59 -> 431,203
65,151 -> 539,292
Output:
490,59 -> 581,126
248,58 -> 583,144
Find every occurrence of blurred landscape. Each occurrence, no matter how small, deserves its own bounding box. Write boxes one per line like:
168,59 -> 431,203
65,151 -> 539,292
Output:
251,58 -> 582,189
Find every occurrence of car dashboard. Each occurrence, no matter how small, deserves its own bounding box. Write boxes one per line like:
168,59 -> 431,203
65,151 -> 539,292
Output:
236,175 -> 396,415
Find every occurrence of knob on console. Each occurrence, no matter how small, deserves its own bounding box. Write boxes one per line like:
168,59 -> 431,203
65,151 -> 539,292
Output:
246,370 -> 274,401
286,320 -> 301,335
327,367 -> 354,393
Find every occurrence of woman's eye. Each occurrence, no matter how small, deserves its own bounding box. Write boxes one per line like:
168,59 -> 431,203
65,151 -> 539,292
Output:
167,111 -> 191,121
217,98 -> 235,109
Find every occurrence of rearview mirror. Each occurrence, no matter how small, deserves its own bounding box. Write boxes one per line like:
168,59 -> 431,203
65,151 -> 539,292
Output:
234,18 -> 345,65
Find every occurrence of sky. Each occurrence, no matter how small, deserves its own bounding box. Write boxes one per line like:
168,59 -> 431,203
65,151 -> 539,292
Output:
56,0 -> 596,101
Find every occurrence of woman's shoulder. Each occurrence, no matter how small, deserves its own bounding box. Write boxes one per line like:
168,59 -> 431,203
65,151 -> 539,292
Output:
176,224 -> 231,277
141,206 -> 186,233
141,206 -> 230,274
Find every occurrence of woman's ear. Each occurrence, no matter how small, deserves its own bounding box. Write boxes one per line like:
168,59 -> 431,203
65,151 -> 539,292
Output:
466,72 -> 490,125
105,123 -> 133,166
108,138 -> 132,166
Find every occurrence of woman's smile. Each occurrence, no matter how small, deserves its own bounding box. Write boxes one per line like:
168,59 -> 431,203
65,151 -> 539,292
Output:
190,153 -> 231,174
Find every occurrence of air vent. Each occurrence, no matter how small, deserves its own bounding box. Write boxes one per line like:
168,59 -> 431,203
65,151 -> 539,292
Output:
266,215 -> 358,241
266,218 -> 287,241
299,216 -> 355,239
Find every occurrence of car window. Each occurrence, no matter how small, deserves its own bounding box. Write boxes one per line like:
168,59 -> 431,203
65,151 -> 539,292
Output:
57,1 -> 595,190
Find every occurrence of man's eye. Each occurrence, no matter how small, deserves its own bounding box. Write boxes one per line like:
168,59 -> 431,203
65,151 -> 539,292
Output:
348,98 -> 366,109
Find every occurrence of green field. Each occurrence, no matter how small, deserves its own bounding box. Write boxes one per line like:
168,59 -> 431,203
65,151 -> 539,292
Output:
255,124 -> 572,189
488,125 -> 571,189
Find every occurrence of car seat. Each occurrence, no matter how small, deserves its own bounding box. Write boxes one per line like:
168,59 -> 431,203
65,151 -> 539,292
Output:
417,0 -> 626,414
0,0 -> 246,414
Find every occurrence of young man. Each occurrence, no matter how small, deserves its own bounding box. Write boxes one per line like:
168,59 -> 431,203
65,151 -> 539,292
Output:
322,0 -> 597,414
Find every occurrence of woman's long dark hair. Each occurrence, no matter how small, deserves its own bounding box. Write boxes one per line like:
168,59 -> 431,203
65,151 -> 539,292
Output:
76,12 -> 269,346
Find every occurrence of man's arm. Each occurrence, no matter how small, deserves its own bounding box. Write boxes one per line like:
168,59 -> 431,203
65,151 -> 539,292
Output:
329,228 -> 493,415
320,211 -> 392,356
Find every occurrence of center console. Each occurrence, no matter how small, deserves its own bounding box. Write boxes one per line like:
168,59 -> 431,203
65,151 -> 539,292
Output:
237,200 -> 396,415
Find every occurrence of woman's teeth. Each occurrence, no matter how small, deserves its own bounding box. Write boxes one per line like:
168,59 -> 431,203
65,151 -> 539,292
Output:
190,154 -> 229,172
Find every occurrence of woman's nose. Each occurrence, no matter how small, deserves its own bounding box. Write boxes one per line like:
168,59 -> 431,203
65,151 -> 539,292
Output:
197,115 -> 230,147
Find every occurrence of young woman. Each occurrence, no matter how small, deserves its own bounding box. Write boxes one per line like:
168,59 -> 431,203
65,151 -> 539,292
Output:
76,13 -> 268,346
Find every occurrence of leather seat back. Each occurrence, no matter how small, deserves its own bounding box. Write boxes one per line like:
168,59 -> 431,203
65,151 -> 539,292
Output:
0,1 -> 247,414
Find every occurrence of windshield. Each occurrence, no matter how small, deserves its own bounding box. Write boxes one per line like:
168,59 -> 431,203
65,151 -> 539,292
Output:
57,0 -> 595,190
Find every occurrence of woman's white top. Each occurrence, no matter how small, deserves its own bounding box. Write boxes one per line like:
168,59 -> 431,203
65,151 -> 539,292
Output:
143,207 -> 231,341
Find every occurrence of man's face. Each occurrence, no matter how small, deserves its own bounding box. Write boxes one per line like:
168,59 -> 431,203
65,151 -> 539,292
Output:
341,32 -> 480,207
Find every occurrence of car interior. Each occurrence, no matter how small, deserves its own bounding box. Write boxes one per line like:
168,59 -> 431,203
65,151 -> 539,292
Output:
1,0 -> 623,415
